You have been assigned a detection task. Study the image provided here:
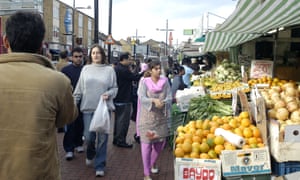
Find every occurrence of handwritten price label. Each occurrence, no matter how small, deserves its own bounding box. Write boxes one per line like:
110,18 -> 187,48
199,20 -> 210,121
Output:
250,60 -> 273,79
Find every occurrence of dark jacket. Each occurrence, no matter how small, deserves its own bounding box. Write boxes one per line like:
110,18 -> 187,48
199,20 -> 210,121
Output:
114,63 -> 142,103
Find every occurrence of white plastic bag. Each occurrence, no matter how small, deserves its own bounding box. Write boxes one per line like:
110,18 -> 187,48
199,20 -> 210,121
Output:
89,97 -> 110,133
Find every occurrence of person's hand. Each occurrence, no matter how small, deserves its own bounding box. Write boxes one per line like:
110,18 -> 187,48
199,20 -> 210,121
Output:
102,94 -> 109,100
152,98 -> 164,109
146,130 -> 159,140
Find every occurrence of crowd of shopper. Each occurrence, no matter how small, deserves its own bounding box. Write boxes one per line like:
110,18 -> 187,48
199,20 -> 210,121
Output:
0,10 -> 219,180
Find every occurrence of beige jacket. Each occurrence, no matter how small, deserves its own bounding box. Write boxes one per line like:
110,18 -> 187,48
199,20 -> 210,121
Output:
0,53 -> 78,180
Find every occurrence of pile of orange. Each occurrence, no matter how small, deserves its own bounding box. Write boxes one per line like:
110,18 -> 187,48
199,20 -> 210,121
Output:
174,111 -> 265,159
248,76 -> 289,87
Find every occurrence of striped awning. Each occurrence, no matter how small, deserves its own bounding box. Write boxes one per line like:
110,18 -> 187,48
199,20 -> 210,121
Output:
203,0 -> 300,52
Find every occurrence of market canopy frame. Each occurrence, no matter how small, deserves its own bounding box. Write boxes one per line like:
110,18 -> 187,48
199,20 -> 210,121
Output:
203,0 -> 300,52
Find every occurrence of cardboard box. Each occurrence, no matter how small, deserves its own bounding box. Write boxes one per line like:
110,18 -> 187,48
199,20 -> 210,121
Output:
220,147 -> 271,177
174,158 -> 222,180
268,119 -> 300,162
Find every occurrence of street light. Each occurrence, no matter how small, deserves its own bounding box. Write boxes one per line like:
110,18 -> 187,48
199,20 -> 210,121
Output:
131,29 -> 145,61
72,0 -> 91,49
156,19 -> 174,56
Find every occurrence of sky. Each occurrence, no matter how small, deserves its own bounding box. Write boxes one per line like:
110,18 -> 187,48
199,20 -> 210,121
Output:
60,0 -> 238,45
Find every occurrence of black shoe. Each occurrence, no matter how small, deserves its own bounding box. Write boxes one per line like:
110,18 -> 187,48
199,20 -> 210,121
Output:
134,134 -> 140,144
113,142 -> 133,148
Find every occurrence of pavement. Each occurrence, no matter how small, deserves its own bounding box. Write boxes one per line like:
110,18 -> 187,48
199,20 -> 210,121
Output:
57,118 -> 175,180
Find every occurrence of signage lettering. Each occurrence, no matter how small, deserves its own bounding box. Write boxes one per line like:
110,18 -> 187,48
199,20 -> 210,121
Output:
230,165 -> 264,173
182,167 -> 216,180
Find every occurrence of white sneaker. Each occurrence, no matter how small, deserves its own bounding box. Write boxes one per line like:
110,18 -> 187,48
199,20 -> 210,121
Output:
151,167 -> 159,174
76,146 -> 84,153
85,158 -> 93,166
65,152 -> 74,161
95,170 -> 104,177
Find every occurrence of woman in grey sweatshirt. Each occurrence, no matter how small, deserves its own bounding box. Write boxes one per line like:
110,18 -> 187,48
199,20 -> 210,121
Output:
73,44 -> 118,177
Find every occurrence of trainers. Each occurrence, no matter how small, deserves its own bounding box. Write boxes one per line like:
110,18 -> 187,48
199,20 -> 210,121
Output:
76,146 -> 84,153
143,176 -> 152,180
65,152 -> 74,161
85,158 -> 93,166
151,167 -> 159,174
95,170 -> 104,177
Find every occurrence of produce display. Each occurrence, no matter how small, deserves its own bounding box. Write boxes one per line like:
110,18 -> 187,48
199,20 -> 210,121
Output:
174,111 -> 265,159
248,76 -> 289,88
259,82 -> 300,131
214,59 -> 242,83
187,95 -> 233,120
209,81 -> 250,99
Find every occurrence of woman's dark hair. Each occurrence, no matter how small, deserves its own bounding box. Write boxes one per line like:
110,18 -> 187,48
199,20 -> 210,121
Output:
5,11 -> 45,53
88,44 -> 107,64
148,60 -> 161,70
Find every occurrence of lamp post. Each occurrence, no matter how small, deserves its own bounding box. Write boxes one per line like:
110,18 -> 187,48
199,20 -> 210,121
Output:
94,0 -> 98,44
107,0 -> 112,63
72,0 -> 91,49
156,19 -> 174,56
131,29 -> 145,61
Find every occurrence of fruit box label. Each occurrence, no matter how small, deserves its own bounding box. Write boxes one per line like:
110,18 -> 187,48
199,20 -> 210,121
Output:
175,158 -> 221,180
221,147 -> 271,177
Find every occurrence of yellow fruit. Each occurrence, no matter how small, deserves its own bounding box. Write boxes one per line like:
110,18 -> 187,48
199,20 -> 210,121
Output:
177,125 -> 184,133
174,148 -> 185,157
252,127 -> 261,138
206,138 -> 215,148
199,153 -> 210,159
229,118 -> 238,128
208,149 -> 218,159
199,142 -> 210,153
224,143 -> 236,150
190,151 -> 200,158
182,142 -> 192,153
239,111 -> 250,119
241,118 -> 251,127
195,120 -> 203,129
192,136 -> 202,143
214,135 -> 225,145
248,137 -> 258,145
195,129 -> 204,138
192,142 -> 201,153
214,144 -> 225,154
243,128 -> 253,138
175,136 -> 184,144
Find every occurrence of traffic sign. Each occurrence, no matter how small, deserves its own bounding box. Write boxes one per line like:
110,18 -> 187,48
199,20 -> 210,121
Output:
105,34 -> 114,44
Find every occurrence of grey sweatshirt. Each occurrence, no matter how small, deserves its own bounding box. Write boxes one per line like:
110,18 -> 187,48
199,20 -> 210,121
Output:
73,64 -> 118,112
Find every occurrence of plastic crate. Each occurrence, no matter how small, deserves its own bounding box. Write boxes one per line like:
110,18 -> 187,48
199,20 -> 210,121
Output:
271,157 -> 300,176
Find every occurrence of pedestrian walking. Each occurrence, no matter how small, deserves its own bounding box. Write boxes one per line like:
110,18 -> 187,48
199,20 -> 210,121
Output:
171,65 -> 187,102
113,52 -> 143,148
56,50 -> 70,72
73,44 -> 118,177
137,60 -> 172,180
62,47 -> 85,160
0,11 -> 77,180
181,58 -> 194,87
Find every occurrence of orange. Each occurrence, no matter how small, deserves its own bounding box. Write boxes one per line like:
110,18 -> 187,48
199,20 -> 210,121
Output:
177,125 -> 184,133
257,143 -> 265,148
222,123 -> 231,130
208,149 -> 218,159
210,126 -> 217,134
234,128 -> 243,137
211,115 -> 219,122
243,128 -> 253,138
229,118 -> 238,128
182,142 -> 192,153
214,135 -> 225,145
174,147 -> 185,157
206,138 -> 215,148
190,151 -> 200,159
241,118 -> 251,127
252,127 -> 261,138
175,136 -> 184,144
195,129 -> 204,138
199,142 -> 210,153
195,120 -> 203,129
214,144 -> 225,154
192,136 -> 202,143
206,133 -> 215,139
224,143 -> 236,150
239,111 -> 249,119
200,153 -> 210,159
248,137 -> 258,145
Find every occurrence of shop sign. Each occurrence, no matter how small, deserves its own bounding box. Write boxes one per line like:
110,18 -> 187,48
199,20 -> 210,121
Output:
250,60 -> 273,79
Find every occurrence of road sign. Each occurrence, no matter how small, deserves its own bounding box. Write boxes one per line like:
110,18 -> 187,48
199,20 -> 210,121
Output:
105,34 -> 114,44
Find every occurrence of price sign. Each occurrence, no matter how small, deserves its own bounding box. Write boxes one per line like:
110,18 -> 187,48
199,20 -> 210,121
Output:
250,60 -> 274,79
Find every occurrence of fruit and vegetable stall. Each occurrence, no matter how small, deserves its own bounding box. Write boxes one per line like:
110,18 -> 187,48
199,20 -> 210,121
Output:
171,59 -> 300,180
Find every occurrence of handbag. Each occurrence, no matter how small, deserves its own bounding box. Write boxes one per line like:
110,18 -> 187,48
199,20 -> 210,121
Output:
89,97 -> 110,133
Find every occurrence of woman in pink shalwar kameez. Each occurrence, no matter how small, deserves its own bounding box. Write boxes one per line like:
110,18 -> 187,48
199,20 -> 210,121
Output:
137,60 -> 172,180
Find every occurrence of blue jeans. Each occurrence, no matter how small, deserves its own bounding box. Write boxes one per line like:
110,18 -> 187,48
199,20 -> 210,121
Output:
83,112 -> 108,171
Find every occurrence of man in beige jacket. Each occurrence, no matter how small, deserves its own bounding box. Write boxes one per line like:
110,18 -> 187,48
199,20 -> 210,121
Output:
0,11 -> 78,180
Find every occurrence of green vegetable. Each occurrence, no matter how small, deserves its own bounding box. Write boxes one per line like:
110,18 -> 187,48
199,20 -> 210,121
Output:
187,95 -> 233,122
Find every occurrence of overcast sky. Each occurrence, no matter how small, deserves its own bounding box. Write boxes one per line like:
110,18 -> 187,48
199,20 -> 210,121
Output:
60,0 -> 238,44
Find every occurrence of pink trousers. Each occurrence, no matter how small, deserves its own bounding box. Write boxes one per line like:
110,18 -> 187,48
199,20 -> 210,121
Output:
141,140 -> 166,176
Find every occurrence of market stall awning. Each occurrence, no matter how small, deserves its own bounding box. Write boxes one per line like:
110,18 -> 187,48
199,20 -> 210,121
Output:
203,0 -> 300,52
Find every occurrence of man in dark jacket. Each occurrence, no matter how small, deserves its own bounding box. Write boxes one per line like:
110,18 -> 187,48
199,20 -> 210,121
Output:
113,52 -> 143,148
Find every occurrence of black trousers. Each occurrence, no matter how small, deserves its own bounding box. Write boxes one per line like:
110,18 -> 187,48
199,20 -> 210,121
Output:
63,110 -> 84,152
113,103 -> 132,144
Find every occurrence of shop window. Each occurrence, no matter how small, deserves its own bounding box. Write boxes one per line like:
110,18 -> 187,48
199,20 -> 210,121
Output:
255,41 -> 273,60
